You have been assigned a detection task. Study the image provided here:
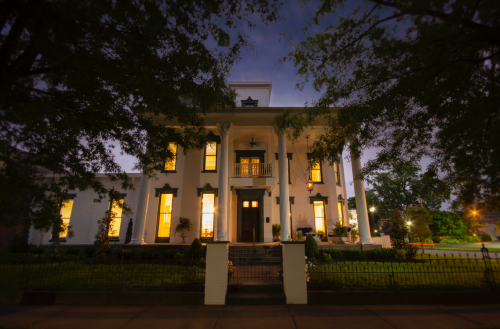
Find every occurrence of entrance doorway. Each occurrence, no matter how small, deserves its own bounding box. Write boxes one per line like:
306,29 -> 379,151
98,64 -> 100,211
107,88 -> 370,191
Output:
241,200 -> 260,242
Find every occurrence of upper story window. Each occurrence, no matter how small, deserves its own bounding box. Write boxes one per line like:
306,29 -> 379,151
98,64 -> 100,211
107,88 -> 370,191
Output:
307,153 -> 323,183
164,142 -> 177,172
334,160 -> 341,186
204,142 -> 217,171
241,97 -> 258,107
109,197 -> 124,239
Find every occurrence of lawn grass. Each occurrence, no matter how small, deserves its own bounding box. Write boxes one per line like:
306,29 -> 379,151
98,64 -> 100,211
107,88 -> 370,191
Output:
0,261 -> 205,291
307,254 -> 500,290
426,246 -> 500,252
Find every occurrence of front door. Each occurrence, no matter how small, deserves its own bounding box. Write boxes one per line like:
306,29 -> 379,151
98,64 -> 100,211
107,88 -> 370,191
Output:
241,200 -> 260,242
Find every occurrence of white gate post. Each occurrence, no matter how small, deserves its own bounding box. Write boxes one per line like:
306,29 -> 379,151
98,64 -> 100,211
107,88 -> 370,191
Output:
204,241 -> 229,305
282,241 -> 308,304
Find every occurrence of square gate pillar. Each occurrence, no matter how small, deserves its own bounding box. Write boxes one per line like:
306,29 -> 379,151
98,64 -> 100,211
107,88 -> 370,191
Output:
204,241 -> 229,305
282,241 -> 308,304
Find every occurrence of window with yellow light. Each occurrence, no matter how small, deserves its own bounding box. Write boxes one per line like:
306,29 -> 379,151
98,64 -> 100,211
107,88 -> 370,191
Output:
157,193 -> 173,238
314,200 -> 326,236
201,193 -> 215,238
204,142 -> 217,171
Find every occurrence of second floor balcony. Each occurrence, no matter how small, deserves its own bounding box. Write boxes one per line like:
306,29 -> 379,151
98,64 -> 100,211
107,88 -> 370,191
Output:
232,163 -> 272,178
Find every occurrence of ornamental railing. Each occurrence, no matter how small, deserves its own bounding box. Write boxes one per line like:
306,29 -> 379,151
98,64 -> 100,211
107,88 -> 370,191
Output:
232,163 -> 272,178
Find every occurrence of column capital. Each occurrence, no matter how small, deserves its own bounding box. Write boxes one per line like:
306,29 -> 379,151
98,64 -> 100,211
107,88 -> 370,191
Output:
217,123 -> 233,136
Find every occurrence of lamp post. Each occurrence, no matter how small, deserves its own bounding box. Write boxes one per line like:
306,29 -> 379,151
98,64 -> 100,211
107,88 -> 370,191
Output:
369,206 -> 376,235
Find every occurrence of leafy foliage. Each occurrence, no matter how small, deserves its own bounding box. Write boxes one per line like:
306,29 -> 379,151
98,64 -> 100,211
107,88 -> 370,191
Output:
272,224 -> 281,240
189,238 -> 204,260
174,217 -> 193,234
284,0 -> 500,209
305,234 -> 319,259
388,209 -> 418,259
407,205 -> 433,253
429,211 -> 467,238
124,218 -> 133,245
0,0 -> 283,231
481,233 -> 493,242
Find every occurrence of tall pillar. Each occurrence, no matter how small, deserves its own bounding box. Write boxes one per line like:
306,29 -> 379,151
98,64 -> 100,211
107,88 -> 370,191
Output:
278,133 -> 291,241
217,123 -> 232,241
350,143 -> 373,244
130,173 -> 151,244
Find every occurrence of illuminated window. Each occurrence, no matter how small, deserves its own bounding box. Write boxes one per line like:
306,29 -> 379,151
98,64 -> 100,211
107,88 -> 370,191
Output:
311,160 -> 322,183
109,198 -> 124,238
313,201 -> 326,236
201,193 -> 215,238
157,193 -> 173,238
338,201 -> 344,226
204,142 -> 217,171
252,201 -> 258,207
334,160 -> 341,185
243,201 -> 250,208
164,143 -> 177,171
59,199 -> 74,238
241,157 -> 260,176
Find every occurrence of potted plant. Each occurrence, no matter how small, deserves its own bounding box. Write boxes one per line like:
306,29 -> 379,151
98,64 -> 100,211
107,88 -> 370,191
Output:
175,217 -> 193,243
333,222 -> 348,244
272,224 -> 281,242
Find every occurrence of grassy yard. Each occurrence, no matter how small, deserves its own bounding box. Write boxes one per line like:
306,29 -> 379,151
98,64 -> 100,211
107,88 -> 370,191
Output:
426,246 -> 500,252
0,261 -> 205,291
307,254 -> 500,290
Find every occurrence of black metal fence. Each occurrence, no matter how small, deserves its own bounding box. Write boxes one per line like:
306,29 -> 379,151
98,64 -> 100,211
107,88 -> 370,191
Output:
228,246 -> 283,284
0,254 -> 206,292
307,250 -> 499,291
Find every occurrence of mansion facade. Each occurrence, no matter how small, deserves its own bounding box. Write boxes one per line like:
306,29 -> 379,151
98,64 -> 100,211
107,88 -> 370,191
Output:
29,81 -> 374,246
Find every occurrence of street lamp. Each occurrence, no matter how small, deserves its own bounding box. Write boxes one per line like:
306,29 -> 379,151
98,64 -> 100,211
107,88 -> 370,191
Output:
369,207 -> 375,212
472,210 -> 477,215
407,221 -> 412,226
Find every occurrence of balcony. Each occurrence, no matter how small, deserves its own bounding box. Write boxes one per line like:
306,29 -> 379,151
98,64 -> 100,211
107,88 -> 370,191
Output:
232,163 -> 272,178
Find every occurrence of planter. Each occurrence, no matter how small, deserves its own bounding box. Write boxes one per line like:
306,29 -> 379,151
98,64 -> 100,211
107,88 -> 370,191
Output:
180,229 -> 187,243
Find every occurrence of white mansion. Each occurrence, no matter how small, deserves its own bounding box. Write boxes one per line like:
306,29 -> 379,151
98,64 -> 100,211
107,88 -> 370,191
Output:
29,81 -> 375,246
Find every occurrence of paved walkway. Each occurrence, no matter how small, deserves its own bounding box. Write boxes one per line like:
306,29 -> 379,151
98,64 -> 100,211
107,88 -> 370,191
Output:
1,304 -> 500,329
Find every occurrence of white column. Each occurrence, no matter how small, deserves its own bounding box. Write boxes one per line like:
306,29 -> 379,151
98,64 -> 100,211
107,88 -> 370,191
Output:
270,129 -> 276,178
217,123 -> 232,241
350,143 -> 373,244
130,173 -> 151,244
278,133 -> 291,241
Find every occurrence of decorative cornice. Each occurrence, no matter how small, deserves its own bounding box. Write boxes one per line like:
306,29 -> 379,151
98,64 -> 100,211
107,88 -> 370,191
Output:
309,193 -> 328,204
241,96 -> 258,107
197,183 -> 218,197
155,183 -> 178,197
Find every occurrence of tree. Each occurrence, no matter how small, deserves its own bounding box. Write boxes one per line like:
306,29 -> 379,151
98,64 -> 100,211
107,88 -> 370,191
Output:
283,0 -> 500,209
0,0 -> 283,231
388,209 -> 418,259
124,218 -> 133,245
429,211 -> 467,238
367,162 -> 448,219
407,205 -> 433,254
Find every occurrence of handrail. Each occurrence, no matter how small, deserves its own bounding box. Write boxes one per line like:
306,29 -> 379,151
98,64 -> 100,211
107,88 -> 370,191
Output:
232,163 -> 272,178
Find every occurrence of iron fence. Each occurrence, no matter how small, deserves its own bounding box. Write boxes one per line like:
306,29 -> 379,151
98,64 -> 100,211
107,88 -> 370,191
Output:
0,254 -> 206,292
307,250 -> 499,291
228,246 -> 283,284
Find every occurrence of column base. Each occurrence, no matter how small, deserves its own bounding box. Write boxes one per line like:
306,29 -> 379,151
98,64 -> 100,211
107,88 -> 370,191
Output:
129,239 -> 145,245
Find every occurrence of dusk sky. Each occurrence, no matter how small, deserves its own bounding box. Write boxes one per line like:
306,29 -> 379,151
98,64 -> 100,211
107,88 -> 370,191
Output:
116,1 -> 417,202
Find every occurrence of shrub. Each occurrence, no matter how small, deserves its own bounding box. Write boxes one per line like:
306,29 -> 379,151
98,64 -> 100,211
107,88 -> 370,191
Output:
140,250 -> 158,260
85,246 -> 96,257
323,253 -> 332,262
404,244 -> 418,260
305,235 -> 318,259
189,238 -> 204,259
322,249 -> 343,260
31,247 -> 45,254
391,249 -> 406,260
432,236 -> 441,243
440,237 -> 462,244
174,253 -> 184,263
463,235 -> 480,243
343,249 -> 366,260
116,249 -> 133,259
8,233 -> 28,253
66,247 -> 80,256
368,248 -> 392,260
481,233 -> 493,242
297,232 -> 303,240
124,218 -> 133,244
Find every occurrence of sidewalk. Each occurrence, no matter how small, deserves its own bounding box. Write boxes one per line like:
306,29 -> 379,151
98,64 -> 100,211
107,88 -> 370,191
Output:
1,304 -> 500,329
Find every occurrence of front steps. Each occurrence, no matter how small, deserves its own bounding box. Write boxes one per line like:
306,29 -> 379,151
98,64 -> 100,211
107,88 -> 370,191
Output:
226,284 -> 285,305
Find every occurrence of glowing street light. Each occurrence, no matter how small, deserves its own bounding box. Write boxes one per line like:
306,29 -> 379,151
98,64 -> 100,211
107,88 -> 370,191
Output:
369,207 -> 375,212
472,210 -> 477,215
407,221 -> 412,226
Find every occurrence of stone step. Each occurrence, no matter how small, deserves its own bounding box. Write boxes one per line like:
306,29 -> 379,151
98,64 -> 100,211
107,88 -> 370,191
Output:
228,284 -> 284,293
225,292 -> 286,305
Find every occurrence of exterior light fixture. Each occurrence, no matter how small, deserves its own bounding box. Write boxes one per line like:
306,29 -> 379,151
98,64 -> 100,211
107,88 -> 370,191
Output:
472,210 -> 477,215
307,176 -> 314,194
374,230 -> 378,233
407,221 -> 412,226
369,207 -> 375,212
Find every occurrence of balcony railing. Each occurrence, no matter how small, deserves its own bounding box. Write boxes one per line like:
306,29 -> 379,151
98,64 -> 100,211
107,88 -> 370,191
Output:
232,163 -> 272,178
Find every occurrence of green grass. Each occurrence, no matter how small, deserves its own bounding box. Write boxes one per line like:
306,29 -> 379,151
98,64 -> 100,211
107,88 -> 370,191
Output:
0,261 -> 205,291
426,246 -> 500,252
307,255 -> 500,291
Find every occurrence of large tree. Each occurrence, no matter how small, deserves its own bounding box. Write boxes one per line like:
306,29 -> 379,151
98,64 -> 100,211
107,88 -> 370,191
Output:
0,0 -> 282,230
283,0 -> 500,208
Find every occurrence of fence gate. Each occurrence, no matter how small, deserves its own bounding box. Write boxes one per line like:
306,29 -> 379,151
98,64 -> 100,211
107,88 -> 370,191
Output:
228,245 -> 283,285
